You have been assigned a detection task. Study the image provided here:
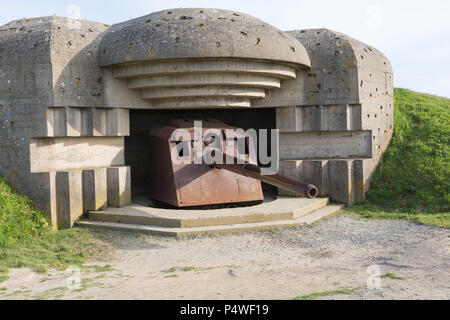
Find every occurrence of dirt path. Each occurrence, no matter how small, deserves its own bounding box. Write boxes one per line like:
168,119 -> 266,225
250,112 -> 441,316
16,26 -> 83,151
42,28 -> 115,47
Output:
1,213 -> 449,300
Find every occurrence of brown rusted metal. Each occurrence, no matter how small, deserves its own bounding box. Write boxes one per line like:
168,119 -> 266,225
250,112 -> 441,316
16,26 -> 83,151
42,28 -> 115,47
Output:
148,119 -> 264,207
211,150 -> 318,199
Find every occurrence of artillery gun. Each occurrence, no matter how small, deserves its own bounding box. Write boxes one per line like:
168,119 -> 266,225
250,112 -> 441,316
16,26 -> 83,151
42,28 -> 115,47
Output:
148,119 -> 318,208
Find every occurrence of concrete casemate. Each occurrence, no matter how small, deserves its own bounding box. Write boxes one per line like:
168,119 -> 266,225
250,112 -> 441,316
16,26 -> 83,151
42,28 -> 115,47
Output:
0,8 -> 393,229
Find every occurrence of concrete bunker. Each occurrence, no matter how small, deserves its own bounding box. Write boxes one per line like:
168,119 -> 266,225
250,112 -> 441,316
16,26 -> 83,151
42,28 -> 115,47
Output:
0,8 -> 393,232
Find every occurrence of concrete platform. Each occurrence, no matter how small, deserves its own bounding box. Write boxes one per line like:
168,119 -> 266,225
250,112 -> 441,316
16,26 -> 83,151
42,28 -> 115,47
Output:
76,196 -> 344,236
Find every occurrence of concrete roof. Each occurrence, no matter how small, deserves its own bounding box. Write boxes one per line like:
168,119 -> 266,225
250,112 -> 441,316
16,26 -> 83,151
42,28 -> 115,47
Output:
98,8 -> 311,68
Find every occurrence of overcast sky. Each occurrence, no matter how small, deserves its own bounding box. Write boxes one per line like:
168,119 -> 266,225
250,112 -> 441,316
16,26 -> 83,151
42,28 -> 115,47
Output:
1,0 -> 449,98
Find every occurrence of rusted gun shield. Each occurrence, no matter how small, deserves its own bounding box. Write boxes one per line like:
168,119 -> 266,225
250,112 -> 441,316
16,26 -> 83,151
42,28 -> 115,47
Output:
148,119 -> 264,207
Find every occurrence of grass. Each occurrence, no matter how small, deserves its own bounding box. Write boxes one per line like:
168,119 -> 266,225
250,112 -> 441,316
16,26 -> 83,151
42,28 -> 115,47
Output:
82,264 -> 115,273
346,206 -> 450,229
0,177 -> 111,274
161,265 -> 240,274
33,287 -> 69,300
162,267 -> 178,273
3,290 -> 32,298
293,288 -> 358,300
0,228 -> 111,274
0,176 -> 48,247
0,275 -> 9,283
348,88 -> 450,228
381,273 -> 405,280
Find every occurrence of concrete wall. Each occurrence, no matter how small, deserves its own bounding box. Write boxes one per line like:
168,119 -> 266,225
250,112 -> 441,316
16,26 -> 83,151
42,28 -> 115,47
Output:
0,18 -> 53,214
0,17 -> 131,228
254,29 -> 394,204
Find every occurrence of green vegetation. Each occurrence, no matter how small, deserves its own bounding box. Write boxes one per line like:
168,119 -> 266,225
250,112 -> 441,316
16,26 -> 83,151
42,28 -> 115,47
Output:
348,88 -> 450,228
82,264 -> 114,273
381,273 -> 405,280
162,267 -> 178,273
162,265 -> 240,274
0,275 -> 9,283
293,288 -> 358,300
0,227 -> 110,274
33,287 -> 69,300
0,177 -> 48,247
0,177 -> 110,274
3,290 -> 32,298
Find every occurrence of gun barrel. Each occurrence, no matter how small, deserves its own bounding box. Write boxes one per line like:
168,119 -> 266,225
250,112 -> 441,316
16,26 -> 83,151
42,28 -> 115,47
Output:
211,152 -> 318,199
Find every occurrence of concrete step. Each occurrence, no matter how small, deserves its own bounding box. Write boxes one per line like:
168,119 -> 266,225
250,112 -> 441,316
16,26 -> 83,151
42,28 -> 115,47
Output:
87,197 -> 329,228
76,204 -> 344,237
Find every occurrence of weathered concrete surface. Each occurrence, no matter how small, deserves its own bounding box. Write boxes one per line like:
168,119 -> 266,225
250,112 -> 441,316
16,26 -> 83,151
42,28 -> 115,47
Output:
82,168 -> 108,212
279,131 -> 372,160
0,17 -> 55,214
264,29 -> 394,205
106,166 -> 131,208
77,205 -> 343,236
98,8 -> 310,110
101,59 -> 298,109
0,17 -> 129,228
88,196 -> 329,228
29,137 -> 124,172
55,171 -> 83,229
98,8 -> 310,67
0,11 -> 393,230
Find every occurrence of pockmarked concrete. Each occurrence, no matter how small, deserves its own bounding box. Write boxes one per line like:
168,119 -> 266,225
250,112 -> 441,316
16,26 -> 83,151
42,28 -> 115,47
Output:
0,8 -> 393,230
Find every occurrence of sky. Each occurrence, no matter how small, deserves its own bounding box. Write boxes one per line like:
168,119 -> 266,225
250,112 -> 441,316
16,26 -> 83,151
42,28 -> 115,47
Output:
1,0 -> 449,98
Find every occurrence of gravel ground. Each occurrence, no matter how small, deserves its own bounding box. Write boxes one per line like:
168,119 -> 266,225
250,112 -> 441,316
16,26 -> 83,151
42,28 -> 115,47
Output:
1,213 -> 449,300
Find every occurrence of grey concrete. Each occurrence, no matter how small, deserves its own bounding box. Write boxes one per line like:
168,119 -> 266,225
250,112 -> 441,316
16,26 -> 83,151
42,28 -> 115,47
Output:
98,8 -> 310,68
267,29 -> 393,204
0,10 -> 393,229
98,9 -> 310,110
277,104 -> 362,132
279,130 -> 372,160
88,196 -> 329,228
107,166 -> 131,207
0,17 -> 131,228
29,137 -> 124,172
55,171 -> 83,229
77,204 -> 344,237
82,168 -> 107,213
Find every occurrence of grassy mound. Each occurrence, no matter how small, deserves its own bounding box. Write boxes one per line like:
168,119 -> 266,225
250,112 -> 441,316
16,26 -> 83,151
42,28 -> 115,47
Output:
348,88 -> 450,228
0,178 -> 49,247
0,178 -> 109,274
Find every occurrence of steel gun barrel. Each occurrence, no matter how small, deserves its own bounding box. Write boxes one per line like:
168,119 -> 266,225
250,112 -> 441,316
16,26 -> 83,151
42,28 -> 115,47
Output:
211,151 -> 318,199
